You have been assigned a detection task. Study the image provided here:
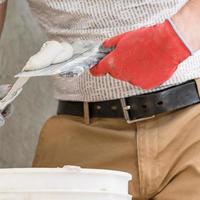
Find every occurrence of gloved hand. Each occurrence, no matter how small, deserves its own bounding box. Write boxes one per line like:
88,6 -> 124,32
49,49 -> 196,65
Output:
0,84 -> 14,127
90,19 -> 192,89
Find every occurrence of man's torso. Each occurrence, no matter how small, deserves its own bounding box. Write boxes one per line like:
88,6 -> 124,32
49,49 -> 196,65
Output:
26,0 -> 200,102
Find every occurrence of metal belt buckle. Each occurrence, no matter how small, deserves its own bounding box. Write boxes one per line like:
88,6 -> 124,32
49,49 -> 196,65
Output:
120,98 -> 155,124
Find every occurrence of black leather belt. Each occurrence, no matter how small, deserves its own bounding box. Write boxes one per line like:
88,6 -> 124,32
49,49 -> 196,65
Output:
57,80 -> 200,124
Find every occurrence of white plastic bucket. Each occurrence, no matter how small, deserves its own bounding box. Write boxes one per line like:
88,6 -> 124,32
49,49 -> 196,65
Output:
0,191 -> 132,200
0,166 -> 132,194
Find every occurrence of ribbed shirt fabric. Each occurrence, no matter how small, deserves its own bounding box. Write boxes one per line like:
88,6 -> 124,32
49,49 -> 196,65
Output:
27,0 -> 200,102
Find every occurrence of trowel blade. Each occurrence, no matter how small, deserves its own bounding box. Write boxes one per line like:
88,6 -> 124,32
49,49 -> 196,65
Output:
15,45 -> 114,78
0,77 -> 29,111
15,47 -> 99,78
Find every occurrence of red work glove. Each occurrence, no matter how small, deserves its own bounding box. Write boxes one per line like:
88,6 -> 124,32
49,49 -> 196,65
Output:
90,20 -> 192,89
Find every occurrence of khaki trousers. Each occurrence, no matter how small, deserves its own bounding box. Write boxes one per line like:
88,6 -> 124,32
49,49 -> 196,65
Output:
33,81 -> 200,200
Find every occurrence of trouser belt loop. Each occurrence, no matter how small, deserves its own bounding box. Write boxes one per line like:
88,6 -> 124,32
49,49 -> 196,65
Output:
195,78 -> 200,98
83,101 -> 90,125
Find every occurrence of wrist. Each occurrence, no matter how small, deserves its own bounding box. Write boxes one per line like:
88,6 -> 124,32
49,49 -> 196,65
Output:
172,1 -> 200,52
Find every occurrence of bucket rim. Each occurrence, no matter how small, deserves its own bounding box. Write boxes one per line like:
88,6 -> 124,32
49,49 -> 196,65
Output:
0,167 -> 132,180
0,189 -> 132,197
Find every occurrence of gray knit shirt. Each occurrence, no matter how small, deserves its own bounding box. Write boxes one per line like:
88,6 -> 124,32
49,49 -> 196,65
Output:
27,0 -> 200,102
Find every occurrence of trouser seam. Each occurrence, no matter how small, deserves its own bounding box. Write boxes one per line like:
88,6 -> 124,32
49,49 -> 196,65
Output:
136,122 -> 146,197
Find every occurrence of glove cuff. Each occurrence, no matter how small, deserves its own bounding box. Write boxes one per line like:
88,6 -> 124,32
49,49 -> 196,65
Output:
167,18 -> 194,55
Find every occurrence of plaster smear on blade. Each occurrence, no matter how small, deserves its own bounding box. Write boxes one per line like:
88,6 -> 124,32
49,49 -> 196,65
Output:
23,41 -> 73,71
52,42 -> 73,64
15,43 -> 114,78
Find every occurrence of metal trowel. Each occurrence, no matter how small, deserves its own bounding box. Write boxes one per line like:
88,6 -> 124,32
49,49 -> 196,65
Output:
15,44 -> 114,78
0,44 -> 114,111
